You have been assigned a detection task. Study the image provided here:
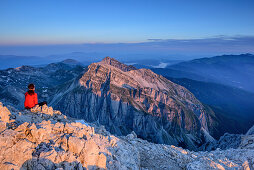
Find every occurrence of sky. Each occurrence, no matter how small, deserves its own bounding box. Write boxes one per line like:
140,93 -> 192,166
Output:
0,0 -> 254,57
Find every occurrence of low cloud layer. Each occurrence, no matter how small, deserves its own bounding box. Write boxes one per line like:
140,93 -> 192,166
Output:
0,35 -> 253,58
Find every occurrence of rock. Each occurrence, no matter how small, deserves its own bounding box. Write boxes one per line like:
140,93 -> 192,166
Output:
240,135 -> 254,149
0,102 -> 11,122
0,121 -> 6,132
41,105 -> 54,116
68,136 -> 85,154
1,102 -> 254,170
201,133 -> 242,151
126,131 -> 137,140
0,133 -> 35,169
54,110 -> 62,115
31,105 -> 41,112
246,125 -> 254,135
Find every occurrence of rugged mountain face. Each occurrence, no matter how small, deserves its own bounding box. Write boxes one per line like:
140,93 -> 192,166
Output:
51,57 -> 218,150
1,102 -> 254,170
0,61 -> 84,109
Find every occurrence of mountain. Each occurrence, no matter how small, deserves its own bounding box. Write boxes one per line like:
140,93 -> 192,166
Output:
166,53 -> 254,93
0,54 -> 88,69
50,57 -> 220,150
1,102 -> 254,169
61,58 -> 84,66
0,55 -> 57,69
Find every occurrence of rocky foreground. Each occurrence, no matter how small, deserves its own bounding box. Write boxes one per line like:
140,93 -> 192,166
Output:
0,102 -> 253,170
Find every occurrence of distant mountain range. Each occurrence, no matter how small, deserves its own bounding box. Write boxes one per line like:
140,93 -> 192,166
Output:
0,53 -> 183,70
0,54 -> 92,69
0,55 -> 55,69
164,53 -> 254,93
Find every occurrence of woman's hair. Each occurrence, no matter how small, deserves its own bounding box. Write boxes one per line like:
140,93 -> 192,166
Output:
28,83 -> 35,89
27,83 -> 35,95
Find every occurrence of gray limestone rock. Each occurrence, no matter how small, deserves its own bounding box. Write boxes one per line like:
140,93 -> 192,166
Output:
0,102 -> 254,170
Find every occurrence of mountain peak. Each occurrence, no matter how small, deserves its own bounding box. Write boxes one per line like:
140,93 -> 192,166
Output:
100,56 -> 137,72
61,59 -> 79,64
60,59 -> 84,66
14,65 -> 36,71
101,56 -> 116,63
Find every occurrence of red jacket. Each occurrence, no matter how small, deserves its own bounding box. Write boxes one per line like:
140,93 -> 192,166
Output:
24,92 -> 38,109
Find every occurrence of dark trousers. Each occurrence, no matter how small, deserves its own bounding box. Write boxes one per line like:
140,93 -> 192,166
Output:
25,101 -> 47,110
38,101 -> 47,106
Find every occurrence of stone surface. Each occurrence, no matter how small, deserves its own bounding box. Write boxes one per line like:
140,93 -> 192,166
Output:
0,102 -> 253,169
0,102 -> 11,122
201,133 -> 243,151
246,125 -> 254,135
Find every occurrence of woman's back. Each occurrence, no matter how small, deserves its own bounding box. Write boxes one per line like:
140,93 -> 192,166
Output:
24,91 -> 38,109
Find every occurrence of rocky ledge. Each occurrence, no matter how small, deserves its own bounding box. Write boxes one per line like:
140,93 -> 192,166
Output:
0,102 -> 253,170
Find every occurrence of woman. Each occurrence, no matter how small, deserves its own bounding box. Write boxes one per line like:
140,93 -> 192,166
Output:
24,83 -> 47,109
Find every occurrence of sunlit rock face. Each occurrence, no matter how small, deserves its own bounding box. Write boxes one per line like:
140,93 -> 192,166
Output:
0,102 -> 254,170
51,57 -> 218,150
0,102 -> 140,170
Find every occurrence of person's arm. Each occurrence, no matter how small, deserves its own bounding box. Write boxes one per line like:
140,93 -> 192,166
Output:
34,93 -> 38,105
24,93 -> 28,108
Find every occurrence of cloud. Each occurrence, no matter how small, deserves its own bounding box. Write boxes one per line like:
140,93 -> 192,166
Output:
147,35 -> 254,43
142,35 -> 254,54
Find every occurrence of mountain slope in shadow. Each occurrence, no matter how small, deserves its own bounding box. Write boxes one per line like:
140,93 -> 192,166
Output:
164,77 -> 254,138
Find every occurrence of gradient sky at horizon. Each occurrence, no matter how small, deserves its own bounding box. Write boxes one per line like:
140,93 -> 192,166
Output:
0,0 -> 254,57
1,0 -> 254,45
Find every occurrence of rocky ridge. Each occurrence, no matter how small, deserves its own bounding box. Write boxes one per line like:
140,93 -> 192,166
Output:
0,102 -> 254,169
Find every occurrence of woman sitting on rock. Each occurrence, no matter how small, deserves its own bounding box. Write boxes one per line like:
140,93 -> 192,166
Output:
24,83 -> 47,109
